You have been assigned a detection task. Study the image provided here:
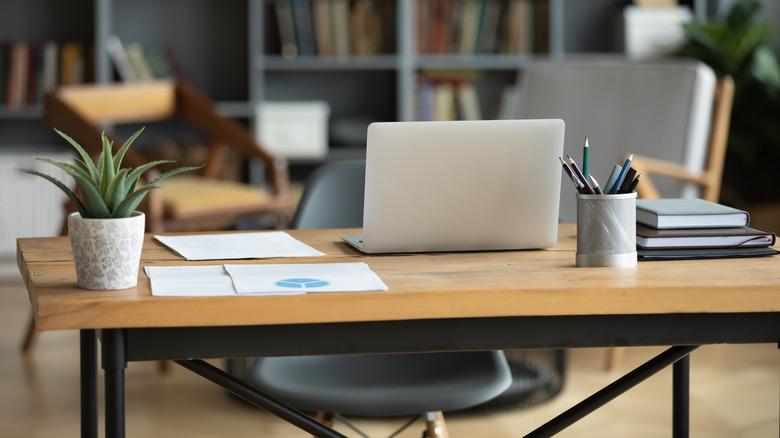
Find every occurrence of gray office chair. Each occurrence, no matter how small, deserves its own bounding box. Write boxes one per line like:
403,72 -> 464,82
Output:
248,159 -> 513,437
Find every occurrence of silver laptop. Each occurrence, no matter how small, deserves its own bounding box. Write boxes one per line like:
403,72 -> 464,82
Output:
342,119 -> 565,253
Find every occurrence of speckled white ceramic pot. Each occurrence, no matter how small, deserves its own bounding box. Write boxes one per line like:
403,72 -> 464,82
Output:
67,212 -> 145,290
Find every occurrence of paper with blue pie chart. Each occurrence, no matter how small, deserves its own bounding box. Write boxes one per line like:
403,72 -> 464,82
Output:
224,262 -> 388,295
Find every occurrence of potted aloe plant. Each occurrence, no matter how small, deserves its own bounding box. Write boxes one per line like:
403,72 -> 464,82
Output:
20,127 -> 200,290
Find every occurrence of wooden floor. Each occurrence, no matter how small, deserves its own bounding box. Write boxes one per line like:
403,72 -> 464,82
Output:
2,264 -> 778,437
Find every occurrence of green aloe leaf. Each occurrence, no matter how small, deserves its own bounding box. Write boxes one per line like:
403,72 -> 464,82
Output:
111,186 -> 157,218
125,159 -> 175,184
147,165 -> 203,186
100,132 -> 115,194
35,157 -> 93,185
18,169 -> 88,217
113,127 -> 144,174
104,168 -> 130,213
113,165 -> 202,218
53,128 -> 99,182
70,171 -> 111,218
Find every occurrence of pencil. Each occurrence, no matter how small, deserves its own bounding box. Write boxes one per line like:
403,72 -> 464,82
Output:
566,155 -> 594,194
582,137 -> 589,178
559,156 -> 583,193
588,174 -> 603,194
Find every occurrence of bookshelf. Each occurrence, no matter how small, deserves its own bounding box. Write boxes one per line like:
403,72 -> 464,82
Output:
0,0 -> 716,153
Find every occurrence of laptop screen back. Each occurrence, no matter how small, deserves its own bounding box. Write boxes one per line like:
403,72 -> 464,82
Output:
359,119 -> 565,253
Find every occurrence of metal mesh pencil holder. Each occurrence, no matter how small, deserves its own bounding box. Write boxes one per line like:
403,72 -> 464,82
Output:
576,192 -> 637,267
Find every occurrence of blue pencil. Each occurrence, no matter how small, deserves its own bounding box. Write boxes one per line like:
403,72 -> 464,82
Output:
609,154 -> 634,194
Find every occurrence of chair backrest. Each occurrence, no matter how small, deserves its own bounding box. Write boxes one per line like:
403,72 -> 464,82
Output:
291,159 -> 365,230
516,59 -> 730,222
44,80 -> 289,189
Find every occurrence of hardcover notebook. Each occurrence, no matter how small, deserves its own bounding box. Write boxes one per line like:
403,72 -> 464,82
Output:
342,119 -> 565,254
635,198 -> 749,229
635,224 -> 776,249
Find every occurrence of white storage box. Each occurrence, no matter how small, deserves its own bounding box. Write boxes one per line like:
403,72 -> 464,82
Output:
623,6 -> 693,58
255,101 -> 330,160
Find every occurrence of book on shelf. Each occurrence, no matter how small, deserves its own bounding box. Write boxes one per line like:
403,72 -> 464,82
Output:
41,41 -> 59,95
351,0 -> 382,55
107,35 -> 137,82
60,42 -> 85,86
1,40 -> 97,107
292,0 -> 316,56
106,36 -> 179,82
312,0 -> 333,56
416,72 -> 483,121
330,0 -> 351,56
6,42 -> 29,108
272,0 -> 392,58
456,81 -> 481,120
416,0 -> 544,55
25,44 -> 40,105
636,223 -> 776,249
275,0 -> 298,58
124,43 -> 155,81
636,198 -> 750,229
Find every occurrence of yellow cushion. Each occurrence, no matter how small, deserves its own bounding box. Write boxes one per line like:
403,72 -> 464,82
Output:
159,176 -> 271,218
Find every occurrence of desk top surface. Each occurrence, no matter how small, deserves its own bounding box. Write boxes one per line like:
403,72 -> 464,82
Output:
16,224 -> 780,331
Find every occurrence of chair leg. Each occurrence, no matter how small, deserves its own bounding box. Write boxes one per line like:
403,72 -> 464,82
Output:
424,411 -> 449,438
605,347 -> 625,371
310,412 -> 334,438
21,314 -> 37,353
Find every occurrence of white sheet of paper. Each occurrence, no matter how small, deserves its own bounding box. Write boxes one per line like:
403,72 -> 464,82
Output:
154,231 -> 325,261
224,262 -> 389,294
145,265 -> 238,297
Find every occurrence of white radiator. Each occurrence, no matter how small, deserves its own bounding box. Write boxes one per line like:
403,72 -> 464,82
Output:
1,152 -> 73,255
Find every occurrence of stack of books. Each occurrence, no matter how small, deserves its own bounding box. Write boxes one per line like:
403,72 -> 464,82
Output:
635,198 -> 778,260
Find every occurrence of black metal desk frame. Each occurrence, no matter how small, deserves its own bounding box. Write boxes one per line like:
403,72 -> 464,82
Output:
81,312 -> 780,438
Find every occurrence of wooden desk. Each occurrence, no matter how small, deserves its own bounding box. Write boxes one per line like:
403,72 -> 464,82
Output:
16,224 -> 780,438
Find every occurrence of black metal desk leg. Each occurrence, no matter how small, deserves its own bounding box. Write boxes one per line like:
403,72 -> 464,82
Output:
673,354 -> 690,438
525,345 -> 699,438
80,329 -> 98,438
101,329 -> 127,438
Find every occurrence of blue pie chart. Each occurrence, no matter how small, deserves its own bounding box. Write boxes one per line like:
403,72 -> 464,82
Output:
276,278 -> 330,289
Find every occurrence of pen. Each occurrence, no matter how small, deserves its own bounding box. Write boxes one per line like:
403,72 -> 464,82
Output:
609,154 -> 633,194
588,174 -> 604,194
617,167 -> 637,194
566,155 -> 594,194
559,156 -> 583,193
626,172 -> 641,193
582,137 -> 589,178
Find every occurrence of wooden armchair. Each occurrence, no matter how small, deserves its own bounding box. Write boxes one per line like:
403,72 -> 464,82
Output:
517,60 -> 736,371
631,76 -> 735,203
43,80 -> 294,233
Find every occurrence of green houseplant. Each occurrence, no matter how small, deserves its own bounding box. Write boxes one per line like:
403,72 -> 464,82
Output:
20,127 -> 200,290
674,0 -> 780,208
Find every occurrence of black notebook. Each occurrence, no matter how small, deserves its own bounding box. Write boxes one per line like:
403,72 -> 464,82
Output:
638,247 -> 779,261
